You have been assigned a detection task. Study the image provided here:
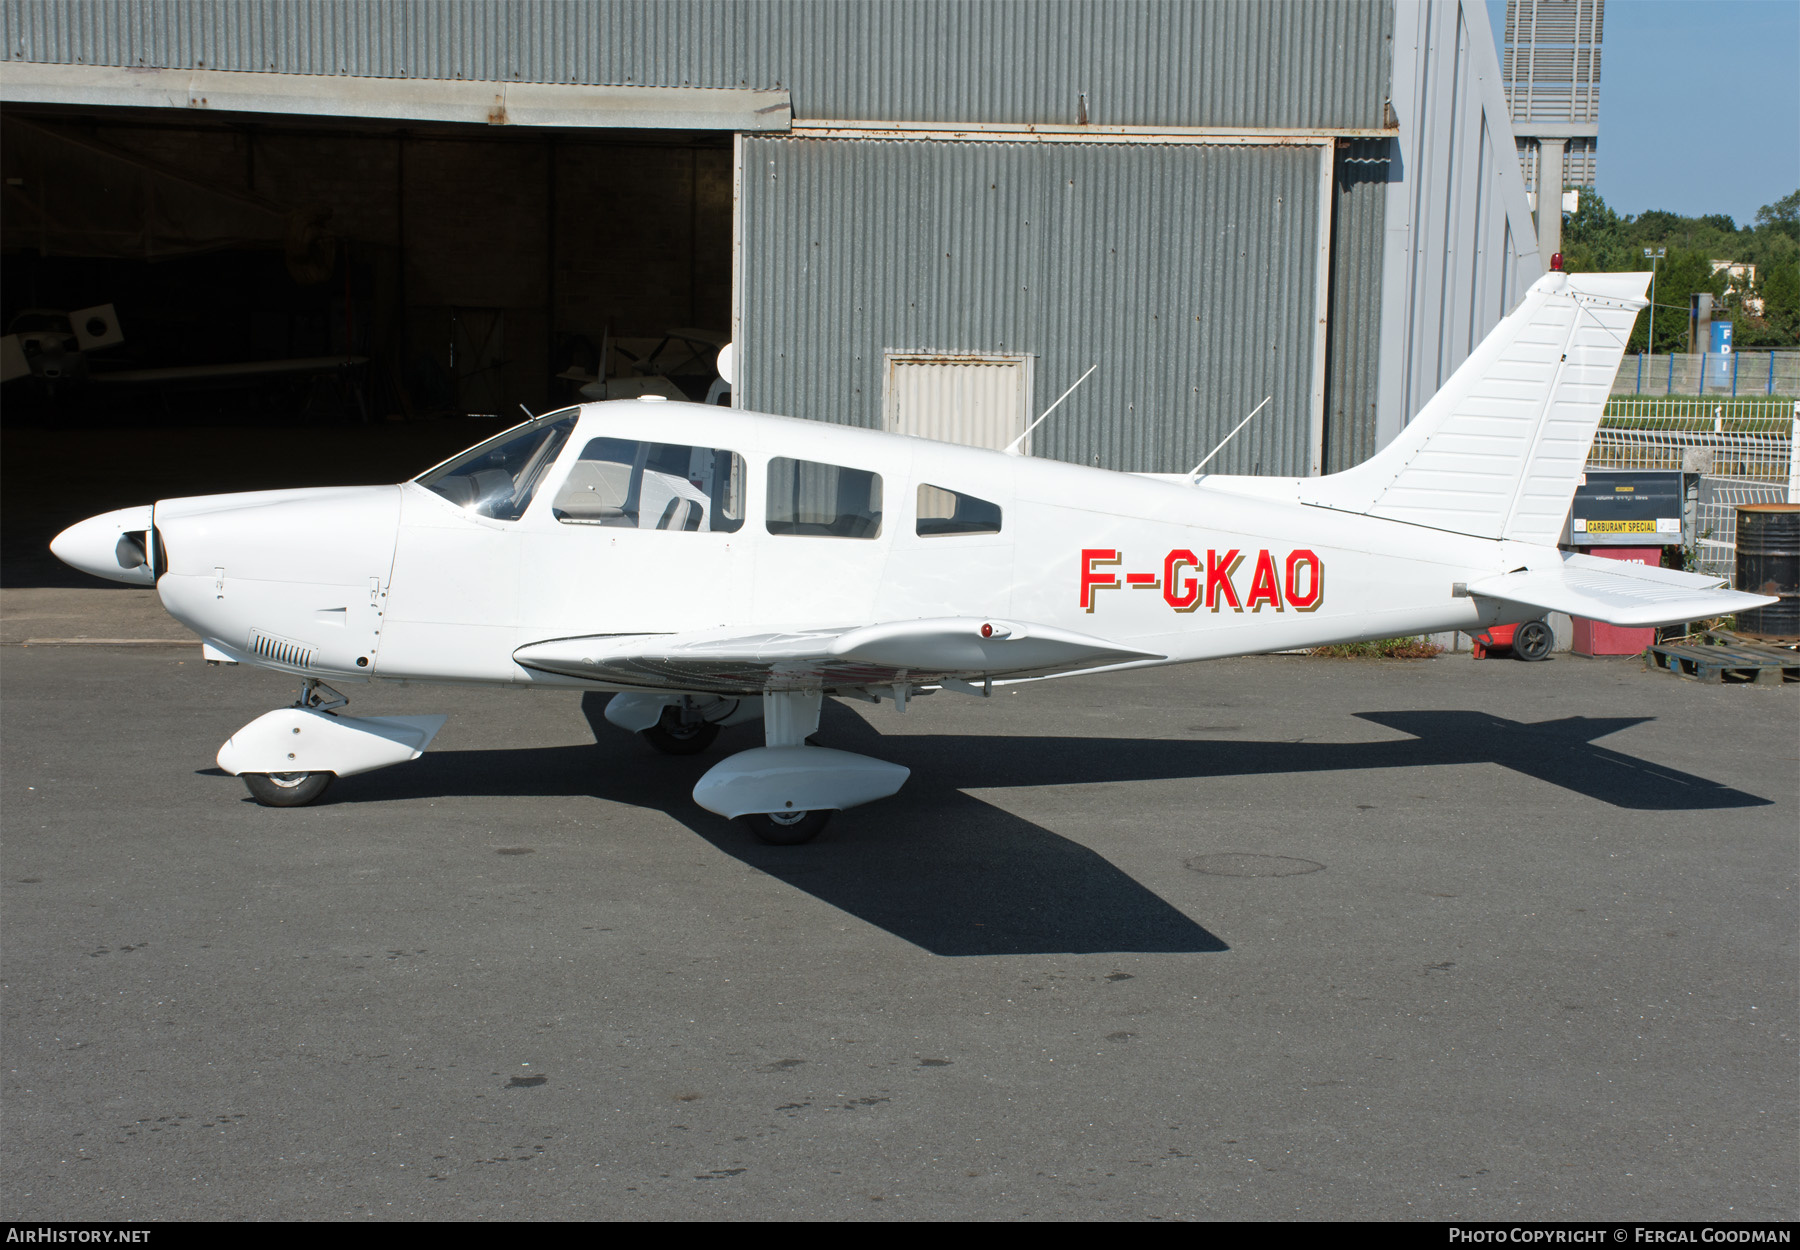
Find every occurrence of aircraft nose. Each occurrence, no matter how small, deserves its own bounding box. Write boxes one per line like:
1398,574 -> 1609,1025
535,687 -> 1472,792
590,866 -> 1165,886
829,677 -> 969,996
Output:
49,504 -> 158,586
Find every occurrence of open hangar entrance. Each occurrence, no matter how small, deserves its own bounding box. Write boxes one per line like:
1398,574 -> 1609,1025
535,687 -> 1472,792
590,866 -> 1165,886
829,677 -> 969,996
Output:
2,107 -> 735,422
1,85 -> 763,584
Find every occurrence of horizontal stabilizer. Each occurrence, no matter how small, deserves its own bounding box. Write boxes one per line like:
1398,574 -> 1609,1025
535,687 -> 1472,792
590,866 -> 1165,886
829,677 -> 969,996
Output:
1468,553 -> 1776,628
514,618 -> 1161,694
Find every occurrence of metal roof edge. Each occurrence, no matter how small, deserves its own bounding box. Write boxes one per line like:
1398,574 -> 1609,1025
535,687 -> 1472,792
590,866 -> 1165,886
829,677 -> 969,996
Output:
0,62 -> 793,131
790,118 -> 1399,143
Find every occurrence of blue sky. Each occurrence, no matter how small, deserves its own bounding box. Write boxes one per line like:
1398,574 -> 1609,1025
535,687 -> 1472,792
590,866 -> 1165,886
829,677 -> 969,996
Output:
1486,0 -> 1800,227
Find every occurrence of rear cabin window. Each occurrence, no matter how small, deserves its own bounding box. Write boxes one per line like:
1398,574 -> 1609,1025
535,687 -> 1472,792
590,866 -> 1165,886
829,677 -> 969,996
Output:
916,484 -> 1003,536
551,438 -> 744,532
766,458 -> 883,538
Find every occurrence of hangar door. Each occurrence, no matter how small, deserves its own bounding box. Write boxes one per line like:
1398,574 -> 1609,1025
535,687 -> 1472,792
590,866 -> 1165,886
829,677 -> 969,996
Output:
0,74 -> 792,429
0,112 -> 734,424
0,71 -> 783,583
735,135 -> 1329,477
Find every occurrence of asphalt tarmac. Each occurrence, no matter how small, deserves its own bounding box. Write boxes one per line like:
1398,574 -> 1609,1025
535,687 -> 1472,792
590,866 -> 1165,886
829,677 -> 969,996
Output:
2,645 -> 1794,1221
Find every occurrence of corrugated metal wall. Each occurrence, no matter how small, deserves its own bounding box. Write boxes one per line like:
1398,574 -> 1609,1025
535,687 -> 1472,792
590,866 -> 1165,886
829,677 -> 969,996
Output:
1375,0 -> 1543,446
737,136 -> 1323,477
1,0 -> 1392,129
1322,138 -> 1390,473
4,0 -> 1471,472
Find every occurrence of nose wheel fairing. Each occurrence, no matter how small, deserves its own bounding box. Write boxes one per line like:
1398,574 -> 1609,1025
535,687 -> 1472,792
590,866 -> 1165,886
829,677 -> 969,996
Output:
217,706 -> 447,780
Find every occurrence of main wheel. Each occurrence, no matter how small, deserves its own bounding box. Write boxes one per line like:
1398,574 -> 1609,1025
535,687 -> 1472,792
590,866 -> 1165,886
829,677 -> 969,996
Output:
243,771 -> 334,807
641,705 -> 721,756
1514,619 -> 1554,662
742,809 -> 832,846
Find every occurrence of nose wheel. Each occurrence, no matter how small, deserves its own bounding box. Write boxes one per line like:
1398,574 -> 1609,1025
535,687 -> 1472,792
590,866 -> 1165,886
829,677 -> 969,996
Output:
742,808 -> 832,845
243,770 -> 335,807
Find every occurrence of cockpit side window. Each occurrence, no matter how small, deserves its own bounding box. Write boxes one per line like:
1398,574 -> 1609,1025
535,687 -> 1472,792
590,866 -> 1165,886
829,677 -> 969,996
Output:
766,458 -> 883,538
916,484 -> 1002,536
416,410 -> 579,521
551,438 -> 745,533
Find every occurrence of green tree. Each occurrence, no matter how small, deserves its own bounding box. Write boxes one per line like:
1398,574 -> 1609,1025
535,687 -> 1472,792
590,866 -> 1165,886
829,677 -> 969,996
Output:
1560,190 -> 1628,272
1626,249 -> 1725,354
1755,190 -> 1800,243
1757,259 -> 1800,342
1556,189 -> 1799,348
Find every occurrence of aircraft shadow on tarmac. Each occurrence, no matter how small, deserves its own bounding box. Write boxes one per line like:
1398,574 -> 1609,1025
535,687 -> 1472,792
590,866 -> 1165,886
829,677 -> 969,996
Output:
325,696 -> 1770,959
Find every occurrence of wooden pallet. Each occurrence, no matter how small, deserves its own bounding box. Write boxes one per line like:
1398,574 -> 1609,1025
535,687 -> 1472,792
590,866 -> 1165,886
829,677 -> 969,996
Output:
1645,639 -> 1800,684
1708,628 -> 1800,648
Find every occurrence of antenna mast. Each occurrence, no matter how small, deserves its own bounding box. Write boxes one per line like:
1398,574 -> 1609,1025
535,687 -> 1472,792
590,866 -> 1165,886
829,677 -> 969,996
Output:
1189,396 -> 1272,477
1004,365 -> 1098,457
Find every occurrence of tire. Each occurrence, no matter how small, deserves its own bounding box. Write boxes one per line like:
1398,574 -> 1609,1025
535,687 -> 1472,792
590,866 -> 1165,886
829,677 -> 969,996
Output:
1514,619 -> 1554,662
243,771 -> 335,807
641,705 -> 721,756
742,809 -> 832,846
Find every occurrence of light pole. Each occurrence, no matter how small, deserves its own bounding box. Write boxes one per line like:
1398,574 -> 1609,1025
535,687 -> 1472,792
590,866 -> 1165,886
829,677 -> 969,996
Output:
1643,246 -> 1666,355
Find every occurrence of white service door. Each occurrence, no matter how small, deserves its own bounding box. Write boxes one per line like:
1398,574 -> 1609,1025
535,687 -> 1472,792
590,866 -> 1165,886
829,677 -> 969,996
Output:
884,356 -> 1032,452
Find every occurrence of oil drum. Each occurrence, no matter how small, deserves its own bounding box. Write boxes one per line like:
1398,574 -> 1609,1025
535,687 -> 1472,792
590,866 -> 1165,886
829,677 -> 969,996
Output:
1735,503 -> 1800,639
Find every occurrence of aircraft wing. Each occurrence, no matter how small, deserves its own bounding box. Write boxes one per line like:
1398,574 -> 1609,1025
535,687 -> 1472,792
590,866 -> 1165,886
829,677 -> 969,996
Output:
1467,552 -> 1776,628
512,618 -> 1163,694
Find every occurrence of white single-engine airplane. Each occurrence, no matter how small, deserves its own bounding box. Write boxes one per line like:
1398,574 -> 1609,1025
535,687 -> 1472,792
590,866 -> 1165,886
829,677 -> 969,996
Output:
52,272 -> 1775,843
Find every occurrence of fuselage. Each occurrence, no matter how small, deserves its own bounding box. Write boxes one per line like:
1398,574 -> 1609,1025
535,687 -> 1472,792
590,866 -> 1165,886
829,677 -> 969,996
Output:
60,399 -> 1544,690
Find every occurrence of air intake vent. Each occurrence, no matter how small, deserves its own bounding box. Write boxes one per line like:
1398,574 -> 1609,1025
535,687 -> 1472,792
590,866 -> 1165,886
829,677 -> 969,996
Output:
248,630 -> 316,670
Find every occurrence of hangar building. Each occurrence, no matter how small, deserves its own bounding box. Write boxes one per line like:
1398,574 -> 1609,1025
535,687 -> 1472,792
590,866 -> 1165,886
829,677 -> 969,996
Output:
1,0 -> 1541,479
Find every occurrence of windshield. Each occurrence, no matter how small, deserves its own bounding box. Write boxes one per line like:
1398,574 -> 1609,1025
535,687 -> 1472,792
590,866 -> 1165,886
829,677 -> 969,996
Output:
415,410 -> 579,521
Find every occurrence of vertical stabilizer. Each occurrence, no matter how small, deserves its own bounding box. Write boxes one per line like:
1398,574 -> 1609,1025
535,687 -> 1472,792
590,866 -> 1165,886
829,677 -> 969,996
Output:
1301,272 -> 1647,545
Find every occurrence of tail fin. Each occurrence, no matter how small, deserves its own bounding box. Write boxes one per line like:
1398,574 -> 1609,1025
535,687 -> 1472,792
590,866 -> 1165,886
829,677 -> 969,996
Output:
1301,271 -> 1648,545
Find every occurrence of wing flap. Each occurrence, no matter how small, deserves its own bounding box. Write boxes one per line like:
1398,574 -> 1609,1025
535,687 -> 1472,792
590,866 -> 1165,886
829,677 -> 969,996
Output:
514,618 -> 1161,693
827,617 -> 1156,672
1468,553 -> 1776,627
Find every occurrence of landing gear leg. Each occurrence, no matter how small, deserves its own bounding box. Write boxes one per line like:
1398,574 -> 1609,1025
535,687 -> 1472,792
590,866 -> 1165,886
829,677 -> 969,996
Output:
742,690 -> 831,845
297,678 -> 348,711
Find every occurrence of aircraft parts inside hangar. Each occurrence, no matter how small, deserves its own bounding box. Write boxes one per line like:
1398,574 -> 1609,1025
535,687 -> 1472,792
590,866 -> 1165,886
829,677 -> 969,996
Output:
1,0 -> 1542,583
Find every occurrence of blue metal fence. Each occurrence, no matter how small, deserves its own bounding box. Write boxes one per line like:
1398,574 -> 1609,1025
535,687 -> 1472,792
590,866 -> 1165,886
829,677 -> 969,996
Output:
1614,351 -> 1800,397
